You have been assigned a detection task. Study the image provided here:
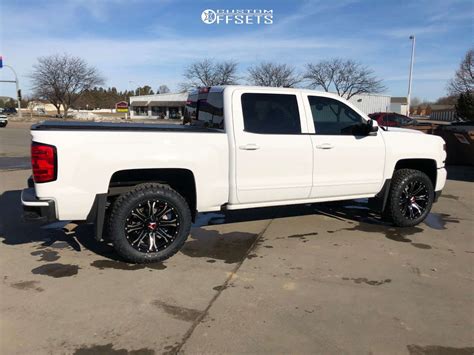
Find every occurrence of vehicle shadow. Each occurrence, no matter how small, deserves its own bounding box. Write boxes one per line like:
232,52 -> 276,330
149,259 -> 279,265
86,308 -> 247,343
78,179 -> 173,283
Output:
0,190 -> 121,261
0,189 -> 456,262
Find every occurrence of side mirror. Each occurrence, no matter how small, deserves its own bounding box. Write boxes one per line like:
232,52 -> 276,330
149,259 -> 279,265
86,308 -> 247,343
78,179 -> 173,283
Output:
367,119 -> 379,135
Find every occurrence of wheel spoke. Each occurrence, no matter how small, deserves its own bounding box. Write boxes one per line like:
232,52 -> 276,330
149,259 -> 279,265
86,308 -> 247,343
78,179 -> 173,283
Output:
130,230 -> 147,246
148,232 -> 158,252
156,228 -> 172,243
156,203 -> 170,219
125,223 -> 144,233
131,209 -> 147,222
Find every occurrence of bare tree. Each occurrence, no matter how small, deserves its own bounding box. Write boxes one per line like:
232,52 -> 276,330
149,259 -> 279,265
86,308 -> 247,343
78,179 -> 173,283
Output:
182,59 -> 238,89
30,54 -> 104,117
158,85 -> 170,94
304,58 -> 385,99
247,62 -> 301,87
448,49 -> 474,95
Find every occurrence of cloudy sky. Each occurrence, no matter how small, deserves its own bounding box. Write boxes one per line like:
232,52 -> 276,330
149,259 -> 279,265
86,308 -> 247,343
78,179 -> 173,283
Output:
0,0 -> 472,101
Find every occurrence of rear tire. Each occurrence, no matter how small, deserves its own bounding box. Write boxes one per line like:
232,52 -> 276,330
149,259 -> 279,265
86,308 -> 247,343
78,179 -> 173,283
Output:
383,169 -> 434,227
107,183 -> 191,264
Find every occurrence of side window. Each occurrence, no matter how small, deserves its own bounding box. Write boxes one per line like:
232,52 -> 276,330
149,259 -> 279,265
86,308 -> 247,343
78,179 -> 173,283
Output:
185,92 -> 224,130
308,96 -> 365,135
241,93 -> 301,134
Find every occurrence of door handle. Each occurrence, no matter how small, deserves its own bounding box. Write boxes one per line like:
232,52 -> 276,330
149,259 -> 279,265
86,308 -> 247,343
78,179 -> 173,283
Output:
315,143 -> 334,150
239,144 -> 260,151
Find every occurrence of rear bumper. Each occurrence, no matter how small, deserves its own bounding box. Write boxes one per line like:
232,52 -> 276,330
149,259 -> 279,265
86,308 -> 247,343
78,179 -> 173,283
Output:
21,187 -> 57,223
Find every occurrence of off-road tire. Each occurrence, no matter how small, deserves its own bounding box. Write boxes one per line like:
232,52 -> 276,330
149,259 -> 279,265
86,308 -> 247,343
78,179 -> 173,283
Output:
384,169 -> 434,227
107,183 -> 192,263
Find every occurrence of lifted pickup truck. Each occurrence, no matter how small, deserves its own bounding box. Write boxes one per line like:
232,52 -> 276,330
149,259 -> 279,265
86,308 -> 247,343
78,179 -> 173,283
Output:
22,86 -> 447,263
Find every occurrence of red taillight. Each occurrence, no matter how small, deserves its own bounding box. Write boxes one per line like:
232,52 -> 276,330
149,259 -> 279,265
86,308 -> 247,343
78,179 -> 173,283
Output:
31,142 -> 57,183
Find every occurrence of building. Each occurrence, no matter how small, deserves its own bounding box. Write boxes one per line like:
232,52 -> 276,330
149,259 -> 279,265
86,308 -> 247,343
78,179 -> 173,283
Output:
27,100 -> 65,114
430,105 -> 457,122
411,104 -> 432,117
129,91 -> 404,118
390,97 -> 408,116
348,93 -> 391,114
129,92 -> 187,119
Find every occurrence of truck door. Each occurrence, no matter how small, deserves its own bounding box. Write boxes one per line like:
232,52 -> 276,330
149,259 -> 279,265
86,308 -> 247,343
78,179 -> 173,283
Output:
303,94 -> 385,199
232,90 -> 313,204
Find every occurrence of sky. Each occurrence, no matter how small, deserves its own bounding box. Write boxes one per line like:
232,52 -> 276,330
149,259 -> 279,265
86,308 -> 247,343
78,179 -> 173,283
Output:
0,0 -> 472,101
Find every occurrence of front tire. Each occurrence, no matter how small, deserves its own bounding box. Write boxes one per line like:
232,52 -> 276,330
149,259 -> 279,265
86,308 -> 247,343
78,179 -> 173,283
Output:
384,169 -> 434,227
107,183 -> 192,264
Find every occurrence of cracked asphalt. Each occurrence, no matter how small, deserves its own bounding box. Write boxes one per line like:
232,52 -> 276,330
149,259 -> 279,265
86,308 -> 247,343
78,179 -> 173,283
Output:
0,122 -> 473,354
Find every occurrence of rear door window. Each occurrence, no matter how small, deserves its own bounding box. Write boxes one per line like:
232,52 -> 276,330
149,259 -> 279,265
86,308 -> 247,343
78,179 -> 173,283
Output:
241,93 -> 301,134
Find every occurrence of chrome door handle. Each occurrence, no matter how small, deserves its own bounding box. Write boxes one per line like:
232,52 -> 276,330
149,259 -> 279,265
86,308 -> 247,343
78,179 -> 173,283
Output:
239,144 -> 260,151
315,143 -> 334,150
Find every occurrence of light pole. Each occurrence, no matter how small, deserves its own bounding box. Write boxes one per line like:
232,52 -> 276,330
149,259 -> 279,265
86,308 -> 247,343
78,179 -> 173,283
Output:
407,35 -> 416,117
0,63 -> 22,118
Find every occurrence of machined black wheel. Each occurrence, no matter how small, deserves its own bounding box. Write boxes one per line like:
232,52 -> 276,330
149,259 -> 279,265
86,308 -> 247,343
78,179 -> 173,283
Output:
398,179 -> 430,220
107,183 -> 191,263
125,200 -> 181,253
384,169 -> 434,227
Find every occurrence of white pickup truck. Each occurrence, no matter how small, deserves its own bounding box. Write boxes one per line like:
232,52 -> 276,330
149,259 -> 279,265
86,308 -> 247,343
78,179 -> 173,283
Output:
22,86 -> 447,263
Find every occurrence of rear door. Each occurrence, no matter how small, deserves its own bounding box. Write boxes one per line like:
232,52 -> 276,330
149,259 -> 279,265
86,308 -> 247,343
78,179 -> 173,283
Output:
232,89 -> 313,204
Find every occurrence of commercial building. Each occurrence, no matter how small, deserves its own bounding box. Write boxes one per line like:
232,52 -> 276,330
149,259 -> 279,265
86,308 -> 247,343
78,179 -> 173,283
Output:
430,105 -> 457,122
389,97 -> 408,116
129,92 -> 188,119
348,93 -> 391,115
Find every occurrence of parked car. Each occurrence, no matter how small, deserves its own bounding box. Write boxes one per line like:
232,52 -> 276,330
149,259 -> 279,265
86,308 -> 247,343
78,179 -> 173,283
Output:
21,86 -> 447,263
0,114 -> 8,127
3,107 -> 17,115
369,112 -> 417,127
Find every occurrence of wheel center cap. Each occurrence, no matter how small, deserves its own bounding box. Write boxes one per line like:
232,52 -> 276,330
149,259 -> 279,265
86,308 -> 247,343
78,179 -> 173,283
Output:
410,196 -> 416,203
148,222 -> 157,230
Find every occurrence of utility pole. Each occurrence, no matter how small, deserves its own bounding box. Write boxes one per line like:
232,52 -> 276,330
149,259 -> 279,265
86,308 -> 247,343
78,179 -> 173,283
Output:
407,35 -> 416,117
0,58 -> 23,118
0,62 -> 22,118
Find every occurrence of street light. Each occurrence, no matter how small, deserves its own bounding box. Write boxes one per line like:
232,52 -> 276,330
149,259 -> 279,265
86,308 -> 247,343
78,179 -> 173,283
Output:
0,59 -> 22,118
407,35 -> 416,117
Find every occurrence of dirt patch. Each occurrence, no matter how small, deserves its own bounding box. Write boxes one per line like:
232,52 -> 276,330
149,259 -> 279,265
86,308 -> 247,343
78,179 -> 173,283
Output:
180,229 -> 258,264
31,263 -> 79,278
11,280 -> 44,292
90,260 -> 166,271
74,343 -> 154,354
411,243 -> 432,250
31,249 -> 60,262
342,277 -> 391,286
152,300 -> 203,322
407,345 -> 474,355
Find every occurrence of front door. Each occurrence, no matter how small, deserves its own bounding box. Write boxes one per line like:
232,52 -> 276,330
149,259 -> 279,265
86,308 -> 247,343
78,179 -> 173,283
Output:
303,94 -> 386,199
233,90 -> 313,204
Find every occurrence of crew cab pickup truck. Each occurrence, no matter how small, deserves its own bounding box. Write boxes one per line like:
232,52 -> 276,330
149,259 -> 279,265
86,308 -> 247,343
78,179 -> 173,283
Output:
22,86 -> 447,263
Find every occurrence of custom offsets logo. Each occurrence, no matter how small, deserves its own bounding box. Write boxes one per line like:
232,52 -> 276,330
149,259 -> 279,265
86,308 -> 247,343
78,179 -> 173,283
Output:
201,9 -> 273,25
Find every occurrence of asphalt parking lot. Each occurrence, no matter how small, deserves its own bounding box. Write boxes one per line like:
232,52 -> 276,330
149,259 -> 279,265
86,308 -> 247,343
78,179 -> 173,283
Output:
0,122 -> 473,354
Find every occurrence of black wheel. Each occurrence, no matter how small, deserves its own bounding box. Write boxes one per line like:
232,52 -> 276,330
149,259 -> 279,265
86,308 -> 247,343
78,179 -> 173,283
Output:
384,169 -> 434,227
107,183 -> 191,263
0,123 -> 6,127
